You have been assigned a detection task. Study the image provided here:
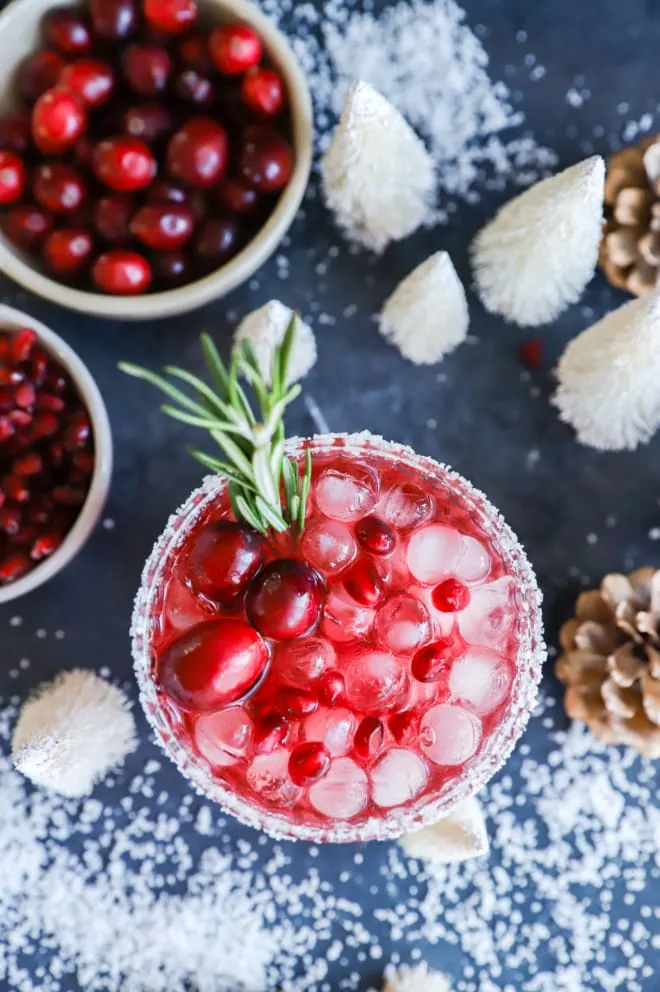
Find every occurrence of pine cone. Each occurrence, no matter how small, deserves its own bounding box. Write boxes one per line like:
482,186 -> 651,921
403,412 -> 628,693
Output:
556,567 -> 660,757
599,136 -> 660,296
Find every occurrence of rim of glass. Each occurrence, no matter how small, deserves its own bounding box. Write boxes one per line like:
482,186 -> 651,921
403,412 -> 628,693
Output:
131,432 -> 546,843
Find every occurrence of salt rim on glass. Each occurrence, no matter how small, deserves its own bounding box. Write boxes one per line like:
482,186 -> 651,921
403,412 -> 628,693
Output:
131,432 -> 546,843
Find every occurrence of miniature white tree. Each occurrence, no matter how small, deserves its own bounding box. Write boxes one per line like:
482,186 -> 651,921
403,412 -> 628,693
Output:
383,963 -> 453,992
233,301 -> 316,386
399,796 -> 489,863
471,156 -> 605,326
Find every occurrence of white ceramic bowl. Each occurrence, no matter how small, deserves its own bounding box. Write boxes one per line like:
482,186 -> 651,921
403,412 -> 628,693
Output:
0,304 -> 112,604
0,0 -> 313,320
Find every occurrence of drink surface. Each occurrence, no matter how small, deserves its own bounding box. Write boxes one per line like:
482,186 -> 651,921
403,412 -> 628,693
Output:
150,444 -> 523,830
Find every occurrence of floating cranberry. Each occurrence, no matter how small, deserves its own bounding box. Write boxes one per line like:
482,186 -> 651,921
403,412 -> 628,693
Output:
144,0 -> 198,34
0,152 -> 26,204
174,68 -> 214,106
276,686 -> 318,717
216,177 -> 259,213
288,742 -> 330,786
147,179 -> 189,205
19,51 -> 66,104
177,33 -> 213,72
130,203 -> 195,250
121,104 -> 173,145
0,111 -> 32,154
43,229 -> 93,275
194,216 -> 240,269
411,638 -> 455,683
166,117 -> 228,188
239,125 -> 292,192
241,67 -> 284,118
318,671 -> 345,705
45,8 -> 92,55
33,164 -> 86,214
32,87 -> 86,155
159,617 -> 268,711
59,58 -> 115,107
152,249 -> 190,287
123,44 -> 172,96
210,23 -> 262,75
355,516 -> 396,556
187,521 -> 265,599
92,250 -> 152,294
343,557 -> 385,607
93,194 -> 135,245
354,716 -> 385,759
246,558 -> 324,640
92,137 -> 156,192
432,577 -> 471,612
89,0 -> 137,41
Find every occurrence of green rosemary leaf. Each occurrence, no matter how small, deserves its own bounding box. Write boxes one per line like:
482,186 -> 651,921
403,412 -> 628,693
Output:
232,378 -> 257,427
237,359 -> 271,416
277,315 -> 298,395
270,437 -> 285,487
189,450 -> 258,490
282,456 -> 298,511
239,339 -> 261,377
163,366 -> 233,420
200,333 -> 231,402
252,445 -> 279,508
298,447 -> 312,531
161,405 -> 251,437
232,486 -> 266,533
118,363 -> 209,416
210,429 -> 255,482
255,494 -> 288,532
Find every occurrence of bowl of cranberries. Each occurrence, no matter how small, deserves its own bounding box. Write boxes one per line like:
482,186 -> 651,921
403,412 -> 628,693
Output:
0,0 -> 312,319
0,304 -> 112,603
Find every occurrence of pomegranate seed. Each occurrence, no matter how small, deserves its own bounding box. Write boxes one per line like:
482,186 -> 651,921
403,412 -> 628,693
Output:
32,87 -> 87,155
343,557 -> 386,607
355,516 -> 396,556
411,638 -> 455,683
3,475 -> 30,503
0,388 -> 13,411
31,413 -> 59,439
144,0 -> 198,34
48,441 -> 65,467
59,58 -> 115,108
354,716 -> 385,759
276,686 -> 318,717
31,531 -> 63,561
246,558 -> 325,640
254,710 -> 290,753
521,338 -> 543,368
0,507 -> 21,535
216,177 -> 259,214
2,206 -> 53,250
89,0 -> 138,41
0,111 -> 32,154
0,553 -> 31,584
12,453 -> 42,477
10,329 -> 36,363
19,51 -> 66,104
0,368 -> 19,387
92,251 -> 152,295
123,44 -> 172,96
14,382 -> 35,409
72,451 -> 94,474
52,486 -> 85,506
30,351 -> 48,386
239,125 -> 293,192
130,203 -> 195,250
45,8 -> 92,55
389,710 -> 419,744
15,523 -> 39,549
63,413 -> 91,450
43,230 -> 94,276
318,671 -> 345,705
166,117 -> 228,188
288,742 -> 330,786
0,416 -> 14,441
45,365 -> 69,393
0,151 -> 26,205
92,137 -> 156,192
431,578 -> 471,612
210,24 -> 262,75
187,521 -> 265,599
9,410 -> 32,428
122,104 -> 173,145
159,617 -> 269,711
241,67 -> 284,118
36,392 -> 66,413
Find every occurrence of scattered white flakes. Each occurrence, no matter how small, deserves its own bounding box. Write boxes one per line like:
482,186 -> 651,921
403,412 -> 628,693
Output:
36,629 -> 47,639
12,670 -> 137,798
471,156 -> 605,326
526,448 -> 540,469
649,527 -> 660,541
553,291 -> 660,450
9,616 -> 22,627
379,253 -> 469,364
18,658 -> 30,670
426,418 -> 438,430
383,962 -> 452,992
195,805 -> 214,836
587,533 -> 598,545
233,301 -> 317,386
102,518 -> 115,530
54,630 -> 65,640
606,515 -> 618,528
399,797 -> 489,864
321,81 -> 435,252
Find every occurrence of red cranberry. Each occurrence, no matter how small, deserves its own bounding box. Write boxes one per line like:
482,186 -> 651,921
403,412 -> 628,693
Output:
92,251 -> 152,294
216,177 -> 259,213
432,578 -> 471,612
59,58 -> 115,107
33,164 -> 86,214
194,216 -> 240,269
318,671 -> 345,705
151,249 -> 190,286
93,194 -> 134,244
246,558 -> 324,640
45,8 -> 92,55
174,68 -> 214,106
89,0 -> 137,41
166,117 -> 228,188
123,45 -> 172,96
210,24 -> 262,75
389,710 -> 419,744
354,716 -> 385,759
147,179 -> 189,205
92,137 -> 156,192
0,553 -> 31,584
177,33 -> 212,72
276,686 -> 318,717
2,205 -> 53,249
32,87 -> 86,155
188,521 -> 265,599
19,51 -> 66,104
0,111 -> 32,154
355,516 -> 396,556
241,67 -> 284,118
411,638 -> 455,683
0,152 -> 26,204
43,229 -> 93,275
289,742 -> 330,786
121,104 -> 173,145
239,125 -> 293,192
131,203 -> 195,250
159,617 -> 268,711
343,557 -> 385,607
144,0 -> 198,34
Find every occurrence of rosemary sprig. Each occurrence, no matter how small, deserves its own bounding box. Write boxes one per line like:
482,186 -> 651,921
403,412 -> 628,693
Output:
119,317 -> 312,535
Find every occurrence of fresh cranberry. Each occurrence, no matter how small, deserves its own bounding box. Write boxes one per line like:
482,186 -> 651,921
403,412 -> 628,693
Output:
354,716 -> 385,759
318,671 -> 345,705
0,554 -> 31,584
521,338 -> 543,368
177,33 -> 213,71
210,24 -> 262,75
246,558 -> 324,640
160,617 -> 268,710
123,45 -> 172,96
411,638 -> 455,683
45,8 -> 92,55
59,58 -> 115,107
92,251 -> 152,294
355,516 -> 395,556
152,249 -> 190,287
0,111 -> 32,154
144,0 -> 198,34
216,177 -> 259,213
388,710 -> 420,745
130,203 -> 195,250
147,179 -> 189,205
239,125 -> 293,192
121,104 -> 173,145
19,51 -> 66,104
89,0 -> 137,41
276,686 -> 318,717
241,67 -> 284,118
32,87 -> 86,155
0,152 -> 26,204
166,117 -> 228,188
194,216 -> 240,269
289,742 -> 330,786
174,68 -> 214,106
432,577 -> 471,612
92,137 -> 156,192
2,206 -> 52,249
93,194 -> 135,245
33,164 -> 86,214
43,229 -> 93,275
343,557 -> 385,607
187,521 -> 265,599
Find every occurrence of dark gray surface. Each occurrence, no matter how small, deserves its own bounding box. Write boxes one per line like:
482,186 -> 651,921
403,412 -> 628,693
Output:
3,1 -> 660,989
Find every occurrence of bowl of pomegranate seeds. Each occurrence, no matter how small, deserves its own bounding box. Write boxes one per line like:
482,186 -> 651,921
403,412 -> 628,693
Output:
0,0 -> 312,319
0,304 -> 112,603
